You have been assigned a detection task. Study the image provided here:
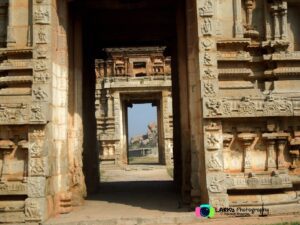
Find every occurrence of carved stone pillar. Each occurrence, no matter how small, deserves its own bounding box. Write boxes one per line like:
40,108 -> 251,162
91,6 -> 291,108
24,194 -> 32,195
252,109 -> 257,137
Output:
244,0 -> 253,31
1,150 -> 11,182
223,133 -> 233,171
244,0 -> 259,38
272,9 -> 281,40
6,0 -> 16,47
106,60 -> 113,77
280,2 -> 288,40
238,133 -> 256,173
277,139 -> 287,170
265,138 -> 277,171
106,92 -> 114,118
233,0 -> 243,38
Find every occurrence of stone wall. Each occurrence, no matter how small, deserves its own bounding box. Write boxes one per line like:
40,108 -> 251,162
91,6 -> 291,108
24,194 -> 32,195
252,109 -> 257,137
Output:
193,0 -> 300,209
1,0 -> 300,223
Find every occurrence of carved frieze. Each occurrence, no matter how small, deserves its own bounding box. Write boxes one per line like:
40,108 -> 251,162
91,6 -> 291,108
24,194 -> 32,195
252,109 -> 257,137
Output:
0,212 -> 25,223
0,182 -> 27,195
0,104 -> 28,124
0,60 -> 33,71
203,96 -> 293,118
217,51 -> 251,61
226,174 -> 292,190
266,52 -> 300,61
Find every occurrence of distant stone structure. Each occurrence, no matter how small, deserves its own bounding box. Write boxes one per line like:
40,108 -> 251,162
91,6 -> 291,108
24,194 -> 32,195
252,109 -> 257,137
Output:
95,47 -> 173,166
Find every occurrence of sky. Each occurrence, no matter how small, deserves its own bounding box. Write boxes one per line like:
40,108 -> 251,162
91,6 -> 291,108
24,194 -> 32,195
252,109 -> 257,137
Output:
128,103 -> 157,139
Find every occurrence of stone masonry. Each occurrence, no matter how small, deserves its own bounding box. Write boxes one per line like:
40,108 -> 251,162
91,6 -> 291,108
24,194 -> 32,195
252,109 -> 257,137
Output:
0,0 -> 300,224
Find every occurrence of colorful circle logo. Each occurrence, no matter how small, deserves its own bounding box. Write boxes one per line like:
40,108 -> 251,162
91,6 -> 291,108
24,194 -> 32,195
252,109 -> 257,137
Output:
195,204 -> 215,218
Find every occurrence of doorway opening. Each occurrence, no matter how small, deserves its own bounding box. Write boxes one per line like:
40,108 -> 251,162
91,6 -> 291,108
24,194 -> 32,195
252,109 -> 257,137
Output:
66,0 -> 191,213
127,103 -> 159,165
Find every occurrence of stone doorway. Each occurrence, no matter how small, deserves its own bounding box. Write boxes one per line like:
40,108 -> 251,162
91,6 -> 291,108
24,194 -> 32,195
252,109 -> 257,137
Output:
66,0 -> 189,203
126,102 -> 160,165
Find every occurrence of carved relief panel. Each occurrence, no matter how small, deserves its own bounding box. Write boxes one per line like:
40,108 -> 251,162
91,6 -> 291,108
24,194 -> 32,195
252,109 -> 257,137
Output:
0,126 -> 28,193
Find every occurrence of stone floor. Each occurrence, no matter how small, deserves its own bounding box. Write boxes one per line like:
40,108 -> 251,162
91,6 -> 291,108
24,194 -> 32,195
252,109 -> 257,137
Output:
44,165 -> 300,225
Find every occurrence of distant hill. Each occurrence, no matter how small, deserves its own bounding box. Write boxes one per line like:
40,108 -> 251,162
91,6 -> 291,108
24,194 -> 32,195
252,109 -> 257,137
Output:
129,122 -> 158,149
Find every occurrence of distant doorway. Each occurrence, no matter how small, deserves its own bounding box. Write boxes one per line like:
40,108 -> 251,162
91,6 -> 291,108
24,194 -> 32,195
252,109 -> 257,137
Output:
127,103 -> 159,165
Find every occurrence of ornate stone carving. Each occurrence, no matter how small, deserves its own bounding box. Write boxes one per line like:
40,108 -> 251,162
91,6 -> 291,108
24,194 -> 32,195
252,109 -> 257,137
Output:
237,96 -> 256,115
201,18 -> 213,35
203,81 -> 216,97
199,0 -> 213,17
205,99 -> 222,116
0,104 -> 28,124
207,153 -> 223,170
34,60 -> 47,71
205,121 -> 221,131
203,68 -> 217,79
203,52 -> 213,65
30,141 -> 43,158
36,45 -> 48,58
25,199 -> 41,221
0,182 -> 27,195
201,38 -> 214,50
34,71 -> 50,83
29,158 -> 46,176
237,133 -> 257,173
27,177 -> 46,198
208,174 -> 226,193
203,96 -> 294,118
30,129 -> 45,138
30,104 -> 45,122
244,0 -> 259,38
206,133 -> 220,150
263,96 -> 292,116
33,87 -> 48,101
227,174 -> 292,189
34,7 -> 50,24
36,27 -> 47,44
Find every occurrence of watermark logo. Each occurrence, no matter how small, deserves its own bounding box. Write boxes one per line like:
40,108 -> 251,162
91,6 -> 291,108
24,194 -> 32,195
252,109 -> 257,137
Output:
195,204 -> 215,218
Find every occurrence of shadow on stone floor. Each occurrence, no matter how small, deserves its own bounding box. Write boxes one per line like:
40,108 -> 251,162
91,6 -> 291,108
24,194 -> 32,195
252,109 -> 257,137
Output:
86,180 -> 187,213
